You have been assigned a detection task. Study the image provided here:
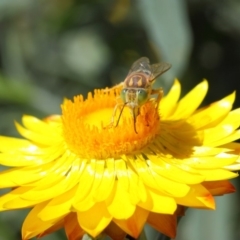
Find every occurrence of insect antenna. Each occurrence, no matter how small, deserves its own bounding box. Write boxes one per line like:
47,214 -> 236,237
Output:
115,102 -> 128,127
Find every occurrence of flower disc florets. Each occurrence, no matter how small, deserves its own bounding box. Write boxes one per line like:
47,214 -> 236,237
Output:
62,89 -> 160,159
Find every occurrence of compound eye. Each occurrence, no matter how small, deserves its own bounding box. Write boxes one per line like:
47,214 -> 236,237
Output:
137,89 -> 148,105
120,89 -> 128,102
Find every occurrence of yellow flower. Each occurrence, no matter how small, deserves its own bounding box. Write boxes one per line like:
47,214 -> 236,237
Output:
0,79 -> 239,240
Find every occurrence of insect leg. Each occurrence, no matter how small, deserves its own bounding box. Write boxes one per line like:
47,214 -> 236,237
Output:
111,103 -> 122,126
104,103 -> 122,129
105,101 -> 128,129
115,102 -> 128,127
151,88 -> 163,109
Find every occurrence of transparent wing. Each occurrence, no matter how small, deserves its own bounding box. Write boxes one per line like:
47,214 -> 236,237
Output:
128,57 -> 151,75
149,62 -> 171,81
104,82 -> 124,92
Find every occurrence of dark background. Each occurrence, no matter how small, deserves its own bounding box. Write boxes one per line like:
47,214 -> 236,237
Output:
0,0 -> 239,239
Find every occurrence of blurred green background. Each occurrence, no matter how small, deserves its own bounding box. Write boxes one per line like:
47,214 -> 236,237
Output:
0,0 -> 240,239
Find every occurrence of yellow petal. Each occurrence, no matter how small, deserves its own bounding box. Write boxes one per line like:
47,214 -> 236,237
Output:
188,92 -> 235,129
88,160 -> 105,201
171,80 -> 208,119
22,201 -> 60,239
156,124 -> 203,158
127,167 -> 146,204
77,202 -> 112,237
0,153 -> 75,188
148,156 -> 205,184
37,219 -> 64,238
21,155 -> 81,201
74,159 -> 116,212
220,142 -> 240,153
73,189 -> 96,212
197,169 -> 238,181
0,144 -> 64,167
192,146 -> 233,157
0,167 -> 43,188
161,79 -> 181,118
15,122 -> 60,146
206,130 -> 240,147
115,159 -> 129,191
203,109 -> 240,144
149,165 -> 190,198
107,180 -> 136,219
138,188 -> 177,214
182,153 -> 238,169
38,185 -> 78,221
91,159 -> 115,202
115,159 -> 143,205
0,186 -> 39,210
74,160 -> 99,203
131,157 -> 190,197
73,160 -> 98,208
113,206 -> 149,239
175,184 -> 215,209
0,136 -> 38,153
22,115 -> 60,137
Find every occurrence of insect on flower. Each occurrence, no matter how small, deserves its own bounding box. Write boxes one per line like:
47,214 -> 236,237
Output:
108,57 -> 171,133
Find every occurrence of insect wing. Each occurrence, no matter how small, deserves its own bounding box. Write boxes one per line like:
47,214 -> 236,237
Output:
149,62 -> 171,81
128,57 -> 151,75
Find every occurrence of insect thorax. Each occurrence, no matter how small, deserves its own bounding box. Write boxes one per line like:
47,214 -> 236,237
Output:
124,73 -> 150,88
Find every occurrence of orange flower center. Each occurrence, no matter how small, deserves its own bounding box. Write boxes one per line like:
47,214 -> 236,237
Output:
61,89 -> 160,159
